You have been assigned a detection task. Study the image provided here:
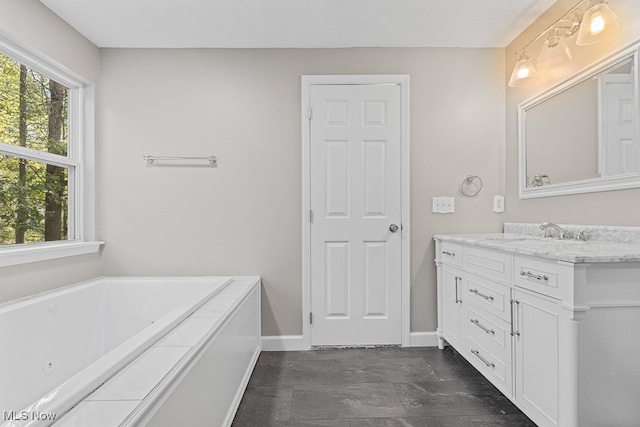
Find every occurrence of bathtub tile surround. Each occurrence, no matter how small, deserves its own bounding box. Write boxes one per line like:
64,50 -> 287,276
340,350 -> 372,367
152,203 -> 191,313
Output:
0,276 -> 261,427
53,401 -> 140,427
155,317 -> 223,347
0,276 -> 233,425
54,277 -> 260,427
86,347 -> 190,401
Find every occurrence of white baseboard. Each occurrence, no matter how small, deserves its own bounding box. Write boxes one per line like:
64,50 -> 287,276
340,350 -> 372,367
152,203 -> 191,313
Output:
261,332 -> 438,351
261,335 -> 309,351
408,331 -> 439,347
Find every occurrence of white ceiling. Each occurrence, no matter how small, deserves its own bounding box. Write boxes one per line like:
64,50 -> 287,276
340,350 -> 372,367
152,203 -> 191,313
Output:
39,0 -> 557,49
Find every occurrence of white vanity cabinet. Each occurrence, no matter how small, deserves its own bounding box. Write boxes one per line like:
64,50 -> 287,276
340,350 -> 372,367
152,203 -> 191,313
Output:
439,242 -> 464,349
435,235 -> 640,427
465,294 -> 513,396
512,287 -> 560,426
436,242 -> 516,399
440,265 -> 463,349
460,258 -> 514,397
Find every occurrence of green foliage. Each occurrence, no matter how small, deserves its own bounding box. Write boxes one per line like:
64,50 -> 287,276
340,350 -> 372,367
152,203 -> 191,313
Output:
0,53 -> 69,245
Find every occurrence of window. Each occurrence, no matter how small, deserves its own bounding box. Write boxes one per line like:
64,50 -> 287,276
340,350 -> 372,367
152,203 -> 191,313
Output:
0,53 -> 73,245
0,38 -> 100,266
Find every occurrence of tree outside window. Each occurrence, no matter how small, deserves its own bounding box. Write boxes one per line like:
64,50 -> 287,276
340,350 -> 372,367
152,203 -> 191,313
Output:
0,52 -> 71,245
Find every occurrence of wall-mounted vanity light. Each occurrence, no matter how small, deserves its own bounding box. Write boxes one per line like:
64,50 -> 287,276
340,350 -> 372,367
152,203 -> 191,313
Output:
576,0 -> 623,45
537,27 -> 574,68
509,0 -> 622,87
509,52 -> 539,87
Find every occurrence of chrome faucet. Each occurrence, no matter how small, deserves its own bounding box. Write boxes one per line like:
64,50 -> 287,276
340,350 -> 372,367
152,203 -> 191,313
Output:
540,222 -> 568,239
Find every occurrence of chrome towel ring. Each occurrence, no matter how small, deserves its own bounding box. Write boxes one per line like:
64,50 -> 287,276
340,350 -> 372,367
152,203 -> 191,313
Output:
459,175 -> 483,197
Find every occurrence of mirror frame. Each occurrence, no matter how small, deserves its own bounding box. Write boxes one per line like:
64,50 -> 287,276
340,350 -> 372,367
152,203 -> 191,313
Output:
518,42 -> 640,199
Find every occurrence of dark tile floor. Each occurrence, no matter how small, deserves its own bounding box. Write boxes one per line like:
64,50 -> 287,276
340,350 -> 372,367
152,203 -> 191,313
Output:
232,346 -> 537,427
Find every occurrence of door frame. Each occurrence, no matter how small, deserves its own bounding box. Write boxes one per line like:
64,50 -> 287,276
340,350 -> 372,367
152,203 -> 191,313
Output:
301,75 -> 410,348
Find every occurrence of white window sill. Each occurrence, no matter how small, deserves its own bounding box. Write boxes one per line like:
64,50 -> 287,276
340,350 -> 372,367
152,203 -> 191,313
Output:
0,241 -> 104,268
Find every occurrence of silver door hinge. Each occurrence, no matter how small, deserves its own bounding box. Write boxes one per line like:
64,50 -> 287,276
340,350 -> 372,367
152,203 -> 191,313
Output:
310,312 -> 313,325
309,209 -> 314,223
307,108 -> 312,120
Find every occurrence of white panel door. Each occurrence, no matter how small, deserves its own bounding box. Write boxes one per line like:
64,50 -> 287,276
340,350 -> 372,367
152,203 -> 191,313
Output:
309,83 -> 402,346
600,73 -> 636,176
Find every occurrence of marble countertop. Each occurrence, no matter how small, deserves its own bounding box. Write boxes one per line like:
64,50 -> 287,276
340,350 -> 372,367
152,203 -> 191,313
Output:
433,232 -> 640,264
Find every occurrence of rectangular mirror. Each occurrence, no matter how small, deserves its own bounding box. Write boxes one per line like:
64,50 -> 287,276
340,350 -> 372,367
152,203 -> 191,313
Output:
519,43 -> 640,198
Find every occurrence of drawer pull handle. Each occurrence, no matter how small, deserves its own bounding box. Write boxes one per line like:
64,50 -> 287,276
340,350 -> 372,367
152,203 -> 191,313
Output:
442,250 -> 456,257
470,318 -> 495,335
471,349 -> 495,368
469,288 -> 494,301
520,271 -> 549,281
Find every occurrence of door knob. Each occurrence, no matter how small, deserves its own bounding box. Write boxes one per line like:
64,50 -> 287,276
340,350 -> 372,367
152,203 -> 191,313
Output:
389,224 -> 399,233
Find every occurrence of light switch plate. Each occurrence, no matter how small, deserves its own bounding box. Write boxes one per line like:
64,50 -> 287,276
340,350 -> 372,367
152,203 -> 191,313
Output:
432,196 -> 455,213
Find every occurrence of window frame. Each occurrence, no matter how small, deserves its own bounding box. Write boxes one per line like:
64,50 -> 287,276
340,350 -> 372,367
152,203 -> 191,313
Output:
0,36 -> 101,267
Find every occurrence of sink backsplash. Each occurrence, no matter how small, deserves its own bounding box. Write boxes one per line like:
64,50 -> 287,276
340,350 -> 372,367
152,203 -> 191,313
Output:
504,223 -> 640,245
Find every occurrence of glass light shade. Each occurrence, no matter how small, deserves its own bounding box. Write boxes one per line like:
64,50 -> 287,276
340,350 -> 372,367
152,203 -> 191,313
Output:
537,32 -> 573,68
509,53 -> 538,87
576,1 -> 622,46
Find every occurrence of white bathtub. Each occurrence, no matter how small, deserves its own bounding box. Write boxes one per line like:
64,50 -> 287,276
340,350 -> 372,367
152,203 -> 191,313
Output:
0,276 -> 261,427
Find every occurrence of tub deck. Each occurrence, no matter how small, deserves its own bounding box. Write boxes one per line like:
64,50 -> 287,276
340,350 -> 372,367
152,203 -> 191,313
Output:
1,276 -> 261,427
55,276 -> 261,427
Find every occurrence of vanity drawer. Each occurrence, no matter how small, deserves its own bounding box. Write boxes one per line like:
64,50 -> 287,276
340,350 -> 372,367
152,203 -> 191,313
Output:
463,246 -> 513,284
466,305 -> 511,363
462,273 -> 511,322
440,241 -> 462,267
514,256 -> 568,300
465,335 -> 512,397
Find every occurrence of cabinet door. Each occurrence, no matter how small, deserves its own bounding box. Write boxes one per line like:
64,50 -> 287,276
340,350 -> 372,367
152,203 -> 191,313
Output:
513,289 -> 559,427
441,266 -> 463,351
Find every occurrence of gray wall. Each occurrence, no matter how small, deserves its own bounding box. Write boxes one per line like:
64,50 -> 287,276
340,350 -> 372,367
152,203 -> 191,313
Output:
505,0 -> 640,225
0,0 -> 101,303
97,48 -> 506,336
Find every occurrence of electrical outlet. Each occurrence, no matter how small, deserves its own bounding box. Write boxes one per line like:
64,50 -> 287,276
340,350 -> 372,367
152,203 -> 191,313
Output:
432,196 -> 455,214
493,195 -> 505,213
